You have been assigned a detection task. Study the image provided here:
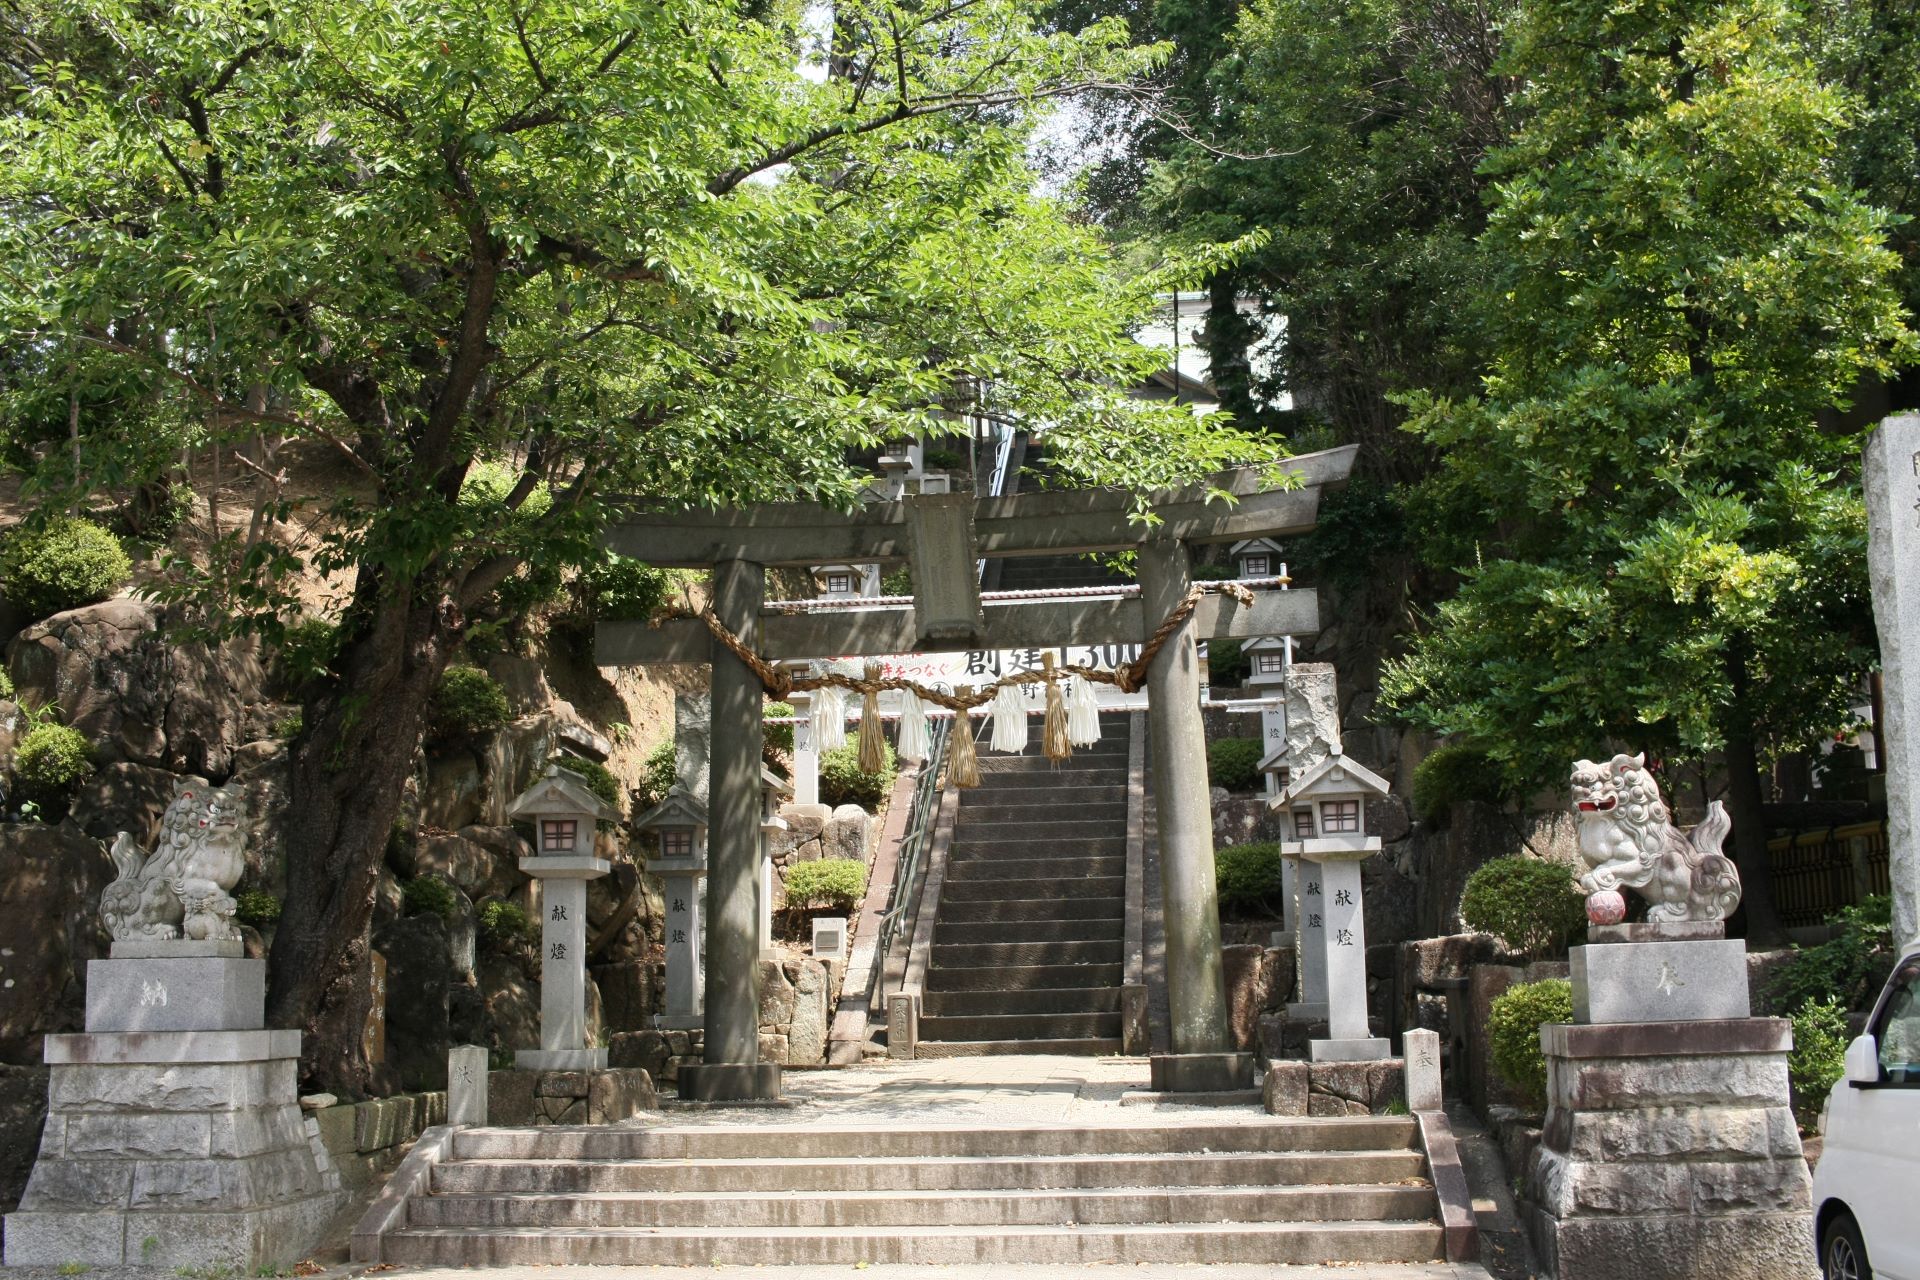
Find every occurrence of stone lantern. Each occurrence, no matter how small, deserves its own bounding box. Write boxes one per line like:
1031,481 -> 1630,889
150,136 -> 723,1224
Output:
1244,635 -> 1295,692
1277,747 -> 1391,1061
815,563 -> 873,600
1229,537 -> 1286,581
758,765 -> 793,956
634,783 -> 709,1030
506,765 -> 618,1069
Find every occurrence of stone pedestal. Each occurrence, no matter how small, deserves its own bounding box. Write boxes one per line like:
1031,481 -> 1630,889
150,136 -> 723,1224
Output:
1571,936 -> 1750,1025
1530,1019 -> 1816,1280
1307,857 -> 1388,1062
516,854 -> 611,1071
3,952 -> 341,1269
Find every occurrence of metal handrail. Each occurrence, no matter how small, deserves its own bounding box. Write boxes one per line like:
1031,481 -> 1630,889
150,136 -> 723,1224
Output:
874,713 -> 954,968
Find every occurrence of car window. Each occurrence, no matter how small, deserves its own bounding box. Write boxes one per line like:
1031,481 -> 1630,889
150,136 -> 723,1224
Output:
1875,958 -> 1920,1085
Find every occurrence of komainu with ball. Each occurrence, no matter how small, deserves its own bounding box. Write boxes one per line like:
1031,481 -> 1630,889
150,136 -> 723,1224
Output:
1570,753 -> 1741,922
99,781 -> 249,943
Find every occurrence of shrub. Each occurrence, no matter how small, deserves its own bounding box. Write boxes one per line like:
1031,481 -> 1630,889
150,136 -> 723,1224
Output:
879,566 -> 913,598
401,875 -> 460,921
1787,997 -> 1850,1131
477,899 -> 537,952
0,517 -> 131,620
784,858 -> 866,912
1410,744 -> 1507,827
633,741 -> 678,813
273,711 -> 304,740
1190,562 -> 1236,581
431,666 -> 511,739
1767,895 -> 1895,1014
234,890 -> 281,929
1461,856 -> 1587,960
1215,841 -> 1286,917
278,617 -> 339,682
820,741 -> 896,810
764,701 -> 795,753
922,447 -> 965,471
557,758 -> 622,815
1207,738 -> 1263,792
578,553 -> 678,621
1488,978 -> 1574,1110
1205,638 -> 1250,687
0,668 -> 12,700
13,722 -> 94,801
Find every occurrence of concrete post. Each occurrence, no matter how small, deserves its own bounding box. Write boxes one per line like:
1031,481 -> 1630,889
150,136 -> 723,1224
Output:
656,865 -> 704,1028
515,855 -> 610,1070
1309,856 -> 1387,1061
788,687 -> 819,807
1137,538 -> 1251,1092
682,557 -> 782,1100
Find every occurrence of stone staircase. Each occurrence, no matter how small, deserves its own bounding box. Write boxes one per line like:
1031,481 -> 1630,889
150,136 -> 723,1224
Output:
918,714 -> 1132,1056
368,1117 -> 1446,1265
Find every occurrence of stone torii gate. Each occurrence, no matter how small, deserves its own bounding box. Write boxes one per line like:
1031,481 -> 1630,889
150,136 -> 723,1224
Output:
598,445 -> 1358,1099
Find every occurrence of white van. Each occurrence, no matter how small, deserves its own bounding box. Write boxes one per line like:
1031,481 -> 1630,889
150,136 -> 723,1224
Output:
1813,942 -> 1920,1280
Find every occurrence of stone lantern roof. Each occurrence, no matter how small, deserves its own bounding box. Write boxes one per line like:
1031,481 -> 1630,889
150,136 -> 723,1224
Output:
506,764 -> 621,826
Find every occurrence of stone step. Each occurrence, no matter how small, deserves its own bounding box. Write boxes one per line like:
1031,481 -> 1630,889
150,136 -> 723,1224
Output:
920,1011 -> 1123,1041
933,917 -> 1123,944
921,985 -> 1124,1017
931,939 -> 1124,968
970,770 -> 1131,790
430,1149 -> 1429,1196
944,855 -> 1125,883
381,1219 -> 1446,1267
956,787 -> 1127,812
936,896 -> 1124,923
449,1118 -> 1419,1162
952,836 -> 1126,859
940,875 -> 1125,903
405,1183 -> 1437,1230
923,962 -> 1125,991
977,757 -> 1127,775
955,814 -> 1126,837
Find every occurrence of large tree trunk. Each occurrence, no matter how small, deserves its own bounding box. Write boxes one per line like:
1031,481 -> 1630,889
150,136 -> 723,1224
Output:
264,580 -> 459,1094
1721,648 -> 1789,947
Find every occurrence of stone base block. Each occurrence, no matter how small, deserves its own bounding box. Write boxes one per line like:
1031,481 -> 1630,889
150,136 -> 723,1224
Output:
514,1047 -> 608,1070
1571,939 -> 1749,1024
1587,921 -> 1724,944
1148,1052 -> 1254,1093
6,1193 -> 338,1269
87,958 -> 265,1033
110,939 -> 244,960
486,1067 -> 657,1125
1531,1208 -> 1816,1280
678,1061 -> 783,1102
46,1030 -> 301,1065
1310,1036 -> 1391,1062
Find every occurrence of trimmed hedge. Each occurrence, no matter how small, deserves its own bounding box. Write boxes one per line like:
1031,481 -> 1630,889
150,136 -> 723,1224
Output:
784,857 -> 866,912
13,722 -> 94,800
1460,856 -> 1587,960
1488,978 -> 1573,1110
0,517 -> 131,620
1216,841 -> 1286,917
820,741 -> 896,811
1207,738 -> 1263,792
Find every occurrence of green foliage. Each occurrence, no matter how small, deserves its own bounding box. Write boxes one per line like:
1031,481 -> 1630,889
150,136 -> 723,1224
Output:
234,890 -> 281,928
1787,997 -> 1850,1131
1215,841 -> 1285,916
0,668 -> 12,700
922,448 -> 965,471
557,758 -> 622,814
577,554 -> 681,622
1460,857 -> 1586,961
1767,895 -> 1895,1014
633,741 -> 678,814
0,518 -> 131,621
401,875 -> 460,922
763,702 -> 796,753
12,722 -> 94,800
1410,745 -> 1507,828
1189,563 -> 1236,581
1205,638 -> 1250,687
477,899 -> 537,952
1294,480 -> 1408,589
431,667 -> 511,739
819,741 -> 897,811
783,858 -> 867,912
277,618 -> 338,683
1382,0 -> 1917,801
1206,738 -> 1263,792
1488,978 -> 1574,1110
272,711 -> 304,740
879,566 -> 914,598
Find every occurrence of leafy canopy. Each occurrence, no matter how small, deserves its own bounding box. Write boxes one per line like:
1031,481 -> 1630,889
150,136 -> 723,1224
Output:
0,0 -> 1268,644
1381,0 -> 1915,794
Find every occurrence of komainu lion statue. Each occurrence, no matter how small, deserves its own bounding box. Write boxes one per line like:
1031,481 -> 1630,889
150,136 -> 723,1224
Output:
1570,753 -> 1741,922
99,781 -> 249,943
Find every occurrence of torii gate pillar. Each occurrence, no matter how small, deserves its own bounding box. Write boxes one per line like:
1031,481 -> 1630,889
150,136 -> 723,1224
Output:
679,556 -> 782,1101
1139,539 -> 1255,1092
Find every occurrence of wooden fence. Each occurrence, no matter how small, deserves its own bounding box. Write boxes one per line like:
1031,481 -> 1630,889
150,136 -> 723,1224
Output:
1765,821 -> 1890,929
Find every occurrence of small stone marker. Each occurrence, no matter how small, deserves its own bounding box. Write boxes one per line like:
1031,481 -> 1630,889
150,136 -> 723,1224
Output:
812,915 -> 849,962
1866,411 -> 1920,949
447,1044 -> 489,1126
1403,1028 -> 1442,1112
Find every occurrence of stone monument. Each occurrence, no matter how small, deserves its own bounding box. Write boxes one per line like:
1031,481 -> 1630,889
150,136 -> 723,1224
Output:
4,782 -> 342,1268
1532,755 -> 1816,1280
1866,412 -> 1920,950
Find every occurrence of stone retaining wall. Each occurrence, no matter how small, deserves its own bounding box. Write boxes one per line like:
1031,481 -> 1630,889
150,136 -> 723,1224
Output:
307,1090 -> 447,1190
